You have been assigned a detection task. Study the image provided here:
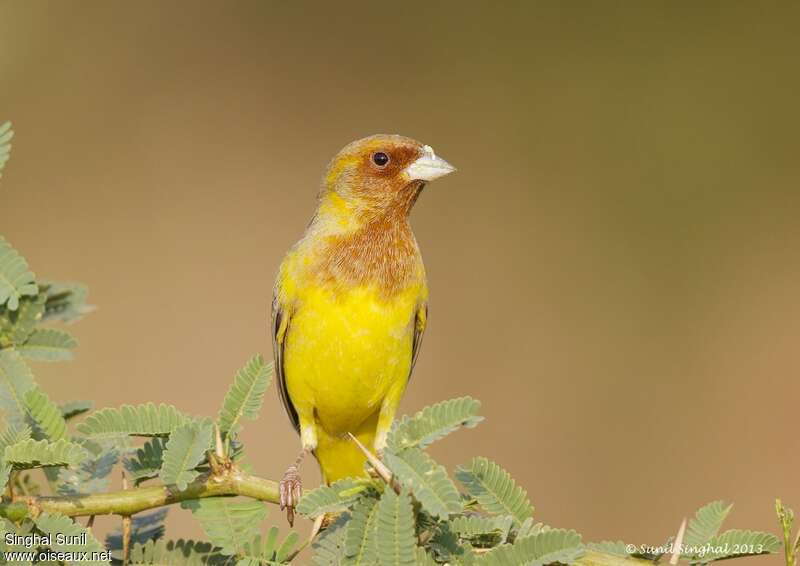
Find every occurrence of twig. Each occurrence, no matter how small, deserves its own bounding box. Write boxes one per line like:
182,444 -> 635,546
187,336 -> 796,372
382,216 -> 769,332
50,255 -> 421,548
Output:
0,468 -> 279,521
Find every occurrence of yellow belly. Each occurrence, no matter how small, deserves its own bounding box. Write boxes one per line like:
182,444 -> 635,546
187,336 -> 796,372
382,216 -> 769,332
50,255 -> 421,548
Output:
283,284 -> 418,436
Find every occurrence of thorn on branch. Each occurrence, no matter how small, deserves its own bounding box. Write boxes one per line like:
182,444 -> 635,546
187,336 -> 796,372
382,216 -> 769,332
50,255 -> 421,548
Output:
669,517 -> 687,566
121,471 -> 132,566
214,424 -> 225,460
347,433 -> 396,491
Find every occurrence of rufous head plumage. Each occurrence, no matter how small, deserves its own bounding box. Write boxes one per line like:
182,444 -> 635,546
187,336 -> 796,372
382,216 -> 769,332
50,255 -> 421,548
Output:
321,134 -> 455,219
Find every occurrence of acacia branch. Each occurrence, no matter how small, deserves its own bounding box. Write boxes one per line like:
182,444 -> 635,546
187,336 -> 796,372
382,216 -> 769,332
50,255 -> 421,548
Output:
0,468 -> 279,522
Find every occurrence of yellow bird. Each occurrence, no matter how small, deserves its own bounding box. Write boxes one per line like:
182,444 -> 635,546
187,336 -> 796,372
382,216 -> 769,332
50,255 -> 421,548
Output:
271,134 -> 455,521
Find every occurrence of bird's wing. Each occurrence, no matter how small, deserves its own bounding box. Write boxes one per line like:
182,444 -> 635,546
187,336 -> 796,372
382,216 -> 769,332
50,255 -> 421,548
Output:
410,303 -> 428,376
272,295 -> 300,433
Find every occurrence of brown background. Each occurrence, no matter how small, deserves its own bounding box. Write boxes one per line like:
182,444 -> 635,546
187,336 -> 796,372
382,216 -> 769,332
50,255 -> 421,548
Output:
1,0 -> 798,560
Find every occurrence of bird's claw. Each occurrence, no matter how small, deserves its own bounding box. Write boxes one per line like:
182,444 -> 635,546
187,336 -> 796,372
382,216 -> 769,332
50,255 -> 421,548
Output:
279,464 -> 303,527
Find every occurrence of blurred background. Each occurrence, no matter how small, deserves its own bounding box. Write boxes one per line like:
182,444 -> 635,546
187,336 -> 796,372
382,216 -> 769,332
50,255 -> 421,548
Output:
1,0 -> 798,558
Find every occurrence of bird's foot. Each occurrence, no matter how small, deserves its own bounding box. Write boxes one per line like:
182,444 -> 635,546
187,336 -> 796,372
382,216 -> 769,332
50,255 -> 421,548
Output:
279,452 -> 305,526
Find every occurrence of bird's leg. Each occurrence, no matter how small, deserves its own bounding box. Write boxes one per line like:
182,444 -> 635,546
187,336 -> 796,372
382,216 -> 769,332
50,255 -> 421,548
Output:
280,416 -> 317,526
279,449 -> 306,526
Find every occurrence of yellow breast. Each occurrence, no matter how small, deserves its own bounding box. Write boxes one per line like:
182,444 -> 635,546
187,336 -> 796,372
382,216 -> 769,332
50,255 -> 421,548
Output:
283,283 -> 422,435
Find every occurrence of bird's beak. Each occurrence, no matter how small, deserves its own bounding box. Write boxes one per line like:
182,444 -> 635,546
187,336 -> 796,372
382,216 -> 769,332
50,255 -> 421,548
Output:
404,145 -> 456,182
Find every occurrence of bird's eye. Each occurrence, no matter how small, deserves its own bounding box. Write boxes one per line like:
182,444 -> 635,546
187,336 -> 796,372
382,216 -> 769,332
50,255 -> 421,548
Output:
371,152 -> 390,167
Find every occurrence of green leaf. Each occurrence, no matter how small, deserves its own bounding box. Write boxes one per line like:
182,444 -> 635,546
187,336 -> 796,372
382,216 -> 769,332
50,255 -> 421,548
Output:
297,478 -> 371,518
312,512 -> 350,566
429,524 -> 476,564
450,515 -> 514,546
415,547 -> 440,566
0,293 -> 46,347
34,512 -> 110,565
477,528 -> 584,566
0,518 -> 35,565
456,457 -> 534,526
384,447 -> 461,519
218,355 -> 272,437
129,539 -> 225,565
0,423 -> 32,447
61,399 -> 93,420
375,488 -> 416,566
4,437 -> 89,469
124,437 -> 167,484
0,121 -> 12,178
344,495 -> 380,565
182,497 -> 267,556
0,423 -> 31,489
586,541 -> 632,557
685,530 -> 780,563
239,527 -> 299,565
41,281 -> 94,323
387,396 -> 483,452
0,237 -> 37,311
18,328 -> 77,362
684,501 -> 733,547
57,439 -> 118,495
0,348 -> 37,426
77,402 -> 193,438
25,387 -> 67,441
107,509 -> 168,555
159,419 -> 213,490
515,518 -> 551,540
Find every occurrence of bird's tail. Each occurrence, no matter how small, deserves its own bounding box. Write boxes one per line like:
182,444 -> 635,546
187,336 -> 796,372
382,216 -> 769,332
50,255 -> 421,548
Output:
314,412 -> 378,484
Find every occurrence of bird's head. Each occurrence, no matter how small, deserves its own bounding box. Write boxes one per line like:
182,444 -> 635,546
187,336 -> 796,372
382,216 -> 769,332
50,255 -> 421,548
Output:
319,134 -> 455,223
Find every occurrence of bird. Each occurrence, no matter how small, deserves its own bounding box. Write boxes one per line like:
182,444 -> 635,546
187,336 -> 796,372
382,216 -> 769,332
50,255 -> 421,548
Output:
271,134 -> 455,523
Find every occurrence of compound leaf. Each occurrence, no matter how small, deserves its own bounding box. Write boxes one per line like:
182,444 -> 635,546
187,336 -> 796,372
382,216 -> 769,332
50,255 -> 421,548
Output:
0,423 -> 31,489
34,512 -> 109,565
477,528 -> 584,566
77,402 -> 193,438
387,396 -> 483,453
106,509 -> 169,555
684,501 -> 733,547
685,530 -> 780,563
4,437 -> 88,469
41,281 -> 94,323
159,419 -> 213,490
181,497 -> 267,556
456,457 -> 534,526
450,514 -> 514,546
312,513 -> 349,566
239,527 -> 299,565
0,293 -> 45,347
0,348 -> 37,426
385,447 -> 461,519
375,488 -> 416,566
344,495 -> 380,565
0,237 -> 37,312
18,328 -> 77,362
586,541 -> 632,557
217,355 -> 272,436
0,121 -> 12,178
57,441 -> 118,495
25,387 -> 67,441
297,478 -> 371,518
129,538 -> 224,565
124,437 -> 167,484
